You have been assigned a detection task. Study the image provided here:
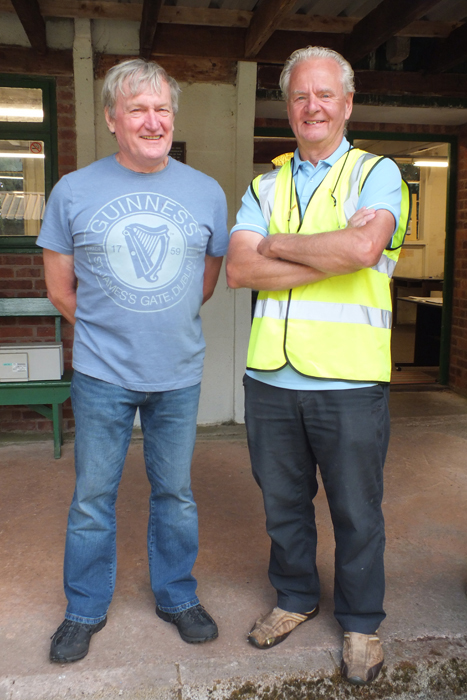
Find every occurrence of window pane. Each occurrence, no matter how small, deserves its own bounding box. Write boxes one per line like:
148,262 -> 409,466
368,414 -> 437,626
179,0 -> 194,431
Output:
0,140 -> 45,236
0,87 -> 43,123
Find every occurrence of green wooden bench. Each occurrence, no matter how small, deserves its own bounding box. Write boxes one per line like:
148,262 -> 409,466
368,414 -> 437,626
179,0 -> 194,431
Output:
0,297 -> 72,458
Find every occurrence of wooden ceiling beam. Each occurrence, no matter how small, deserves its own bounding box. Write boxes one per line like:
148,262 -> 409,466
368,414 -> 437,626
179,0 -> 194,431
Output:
9,0 -> 47,54
96,54 -> 237,84
152,25 -> 244,61
0,1 -> 460,39
355,69 -> 467,97
150,25 -> 343,64
0,45 -> 72,73
255,116 -> 459,136
429,21 -> 467,73
244,0 -> 297,58
139,0 -> 163,60
345,0 -> 444,65
256,30 -> 345,63
257,64 -> 467,98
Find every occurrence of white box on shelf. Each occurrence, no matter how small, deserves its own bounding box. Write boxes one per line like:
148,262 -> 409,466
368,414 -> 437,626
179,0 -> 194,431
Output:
0,343 -> 63,382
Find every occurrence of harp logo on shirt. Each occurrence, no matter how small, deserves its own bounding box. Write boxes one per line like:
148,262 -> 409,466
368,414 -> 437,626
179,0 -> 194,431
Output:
123,223 -> 169,282
84,192 -> 201,312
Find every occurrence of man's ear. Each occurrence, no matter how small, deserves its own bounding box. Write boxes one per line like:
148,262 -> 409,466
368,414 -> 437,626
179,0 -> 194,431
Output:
104,107 -> 115,135
344,92 -> 354,121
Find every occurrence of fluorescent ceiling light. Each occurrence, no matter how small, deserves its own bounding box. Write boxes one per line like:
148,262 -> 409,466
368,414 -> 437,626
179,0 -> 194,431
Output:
0,152 -> 45,159
413,159 -> 448,168
0,107 -> 43,119
0,175 -> 24,179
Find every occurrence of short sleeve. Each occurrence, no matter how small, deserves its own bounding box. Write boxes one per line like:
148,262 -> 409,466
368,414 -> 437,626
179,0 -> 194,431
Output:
205,184 -> 229,257
36,177 -> 74,255
230,184 -> 269,238
358,157 -> 402,238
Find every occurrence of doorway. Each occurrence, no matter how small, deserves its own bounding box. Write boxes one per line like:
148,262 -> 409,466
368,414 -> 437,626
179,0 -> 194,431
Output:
350,133 -> 456,387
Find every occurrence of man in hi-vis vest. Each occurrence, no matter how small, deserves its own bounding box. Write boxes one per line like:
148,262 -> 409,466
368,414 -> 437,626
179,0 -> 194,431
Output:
227,46 -> 410,686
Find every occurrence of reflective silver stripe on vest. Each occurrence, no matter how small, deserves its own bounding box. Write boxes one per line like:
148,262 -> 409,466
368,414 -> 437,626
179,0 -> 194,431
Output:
257,169 -> 279,222
254,297 -> 289,320
254,297 -> 391,329
372,253 -> 397,278
343,153 -> 377,222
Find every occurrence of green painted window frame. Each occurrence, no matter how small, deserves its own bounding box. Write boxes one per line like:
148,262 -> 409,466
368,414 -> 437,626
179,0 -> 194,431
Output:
0,75 -> 59,253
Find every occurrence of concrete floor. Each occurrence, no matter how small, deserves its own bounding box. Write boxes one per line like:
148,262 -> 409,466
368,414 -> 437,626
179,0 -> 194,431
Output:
1,389 -> 467,699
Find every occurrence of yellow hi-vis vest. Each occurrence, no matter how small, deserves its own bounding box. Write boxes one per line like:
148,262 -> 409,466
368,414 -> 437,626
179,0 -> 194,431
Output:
247,148 -> 411,383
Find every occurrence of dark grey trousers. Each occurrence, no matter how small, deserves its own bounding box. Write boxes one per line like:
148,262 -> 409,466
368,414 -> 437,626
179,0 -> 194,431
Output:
244,375 -> 390,634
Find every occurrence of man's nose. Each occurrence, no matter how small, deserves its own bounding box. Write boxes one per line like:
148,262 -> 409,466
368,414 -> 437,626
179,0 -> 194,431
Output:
304,94 -> 319,112
145,110 -> 161,129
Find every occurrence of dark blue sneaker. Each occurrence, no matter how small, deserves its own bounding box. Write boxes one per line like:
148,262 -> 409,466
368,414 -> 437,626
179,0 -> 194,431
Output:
156,603 -> 218,643
50,617 -> 107,662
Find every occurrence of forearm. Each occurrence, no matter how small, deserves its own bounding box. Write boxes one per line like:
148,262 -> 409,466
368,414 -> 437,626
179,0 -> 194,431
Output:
43,249 -> 77,325
226,240 -> 329,291
258,210 -> 395,275
259,229 -> 374,275
47,289 -> 77,326
202,254 -> 223,304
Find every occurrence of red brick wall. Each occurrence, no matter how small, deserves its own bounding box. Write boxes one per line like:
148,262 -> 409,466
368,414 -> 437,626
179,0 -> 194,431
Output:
450,132 -> 467,393
0,75 -> 77,435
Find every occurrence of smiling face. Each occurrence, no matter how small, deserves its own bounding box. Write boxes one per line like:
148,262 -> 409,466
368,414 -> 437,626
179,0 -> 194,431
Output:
105,78 -> 174,173
287,57 -> 353,165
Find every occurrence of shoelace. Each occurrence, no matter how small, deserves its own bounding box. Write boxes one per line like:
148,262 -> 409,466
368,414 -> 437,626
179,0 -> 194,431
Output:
50,619 -> 94,642
51,619 -> 77,642
172,605 -> 204,623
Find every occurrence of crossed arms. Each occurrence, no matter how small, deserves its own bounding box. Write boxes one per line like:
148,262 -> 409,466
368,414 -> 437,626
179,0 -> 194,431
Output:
226,208 -> 395,292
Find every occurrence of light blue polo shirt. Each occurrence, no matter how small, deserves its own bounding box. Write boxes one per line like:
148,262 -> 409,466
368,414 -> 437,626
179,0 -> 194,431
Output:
231,138 -> 402,391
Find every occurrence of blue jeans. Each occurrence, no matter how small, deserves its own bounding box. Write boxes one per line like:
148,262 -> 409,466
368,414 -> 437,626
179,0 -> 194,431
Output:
244,376 -> 390,634
64,371 -> 201,624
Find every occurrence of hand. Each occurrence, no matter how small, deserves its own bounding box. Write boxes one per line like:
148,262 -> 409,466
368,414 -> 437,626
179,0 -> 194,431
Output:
257,234 -> 281,259
347,206 -> 376,228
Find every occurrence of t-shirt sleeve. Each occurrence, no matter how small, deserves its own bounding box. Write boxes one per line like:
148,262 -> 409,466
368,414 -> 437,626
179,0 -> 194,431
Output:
36,177 -> 74,255
230,184 -> 269,238
358,157 -> 402,241
206,184 -> 229,257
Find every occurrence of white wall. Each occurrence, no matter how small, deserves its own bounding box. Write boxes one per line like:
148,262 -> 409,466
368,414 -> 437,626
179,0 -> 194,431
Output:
0,13 -> 74,48
419,166 -> 447,278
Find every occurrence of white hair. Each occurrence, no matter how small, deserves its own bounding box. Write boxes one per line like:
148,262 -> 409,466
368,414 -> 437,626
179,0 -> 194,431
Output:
102,58 -> 181,118
280,46 -> 355,100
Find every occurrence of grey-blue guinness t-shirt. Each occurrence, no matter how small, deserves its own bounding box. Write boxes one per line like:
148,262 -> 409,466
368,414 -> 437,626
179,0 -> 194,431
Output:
37,155 -> 228,392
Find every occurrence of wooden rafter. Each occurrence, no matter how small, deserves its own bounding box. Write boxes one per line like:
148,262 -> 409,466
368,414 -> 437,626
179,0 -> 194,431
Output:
345,0 -> 444,65
148,25 -> 344,64
257,64 -> 467,98
429,21 -> 467,73
139,0 -> 163,60
0,1 -> 461,39
245,0 -> 297,58
255,117 -> 458,137
9,0 -> 47,54
0,46 -> 72,74
96,54 -> 237,84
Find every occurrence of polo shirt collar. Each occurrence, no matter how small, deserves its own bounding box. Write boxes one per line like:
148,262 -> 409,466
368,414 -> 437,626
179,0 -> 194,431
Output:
292,137 -> 351,177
